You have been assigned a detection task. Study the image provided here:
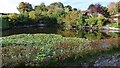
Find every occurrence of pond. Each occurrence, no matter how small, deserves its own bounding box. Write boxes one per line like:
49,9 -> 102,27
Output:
1,27 -> 119,40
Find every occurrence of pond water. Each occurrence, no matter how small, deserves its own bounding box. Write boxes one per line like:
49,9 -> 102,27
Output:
1,27 -> 119,40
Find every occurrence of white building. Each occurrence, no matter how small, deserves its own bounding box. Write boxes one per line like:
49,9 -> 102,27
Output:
112,13 -> 120,23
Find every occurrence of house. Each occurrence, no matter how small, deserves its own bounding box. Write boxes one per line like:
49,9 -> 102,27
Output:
111,13 -> 120,23
81,10 -> 91,15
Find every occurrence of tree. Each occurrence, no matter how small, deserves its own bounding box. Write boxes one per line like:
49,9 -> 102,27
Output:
63,10 -> 78,26
17,12 -> 30,24
17,2 -> 33,13
76,13 -> 84,26
107,1 -> 120,15
88,4 -> 95,9
116,1 -> 120,13
29,11 -> 42,23
100,6 -> 110,17
47,2 -> 64,16
35,3 -> 48,12
49,2 -> 64,8
97,14 -> 106,27
85,14 -> 98,27
73,8 -> 77,11
64,5 -> 72,12
1,15 -> 9,28
88,4 -> 96,13
57,15 -> 64,25
88,3 -> 109,17
8,13 -> 18,25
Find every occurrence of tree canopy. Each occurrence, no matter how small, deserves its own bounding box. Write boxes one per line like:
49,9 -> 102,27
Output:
107,1 -> 120,15
17,2 -> 33,13
1,2 -> 115,28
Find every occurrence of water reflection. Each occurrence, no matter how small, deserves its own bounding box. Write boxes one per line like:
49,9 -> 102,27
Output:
58,29 -> 119,40
2,27 -> 58,37
101,43 -> 109,47
2,27 -> 120,40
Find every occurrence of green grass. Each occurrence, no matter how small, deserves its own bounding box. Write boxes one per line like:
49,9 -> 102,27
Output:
109,23 -> 120,28
1,34 -> 120,67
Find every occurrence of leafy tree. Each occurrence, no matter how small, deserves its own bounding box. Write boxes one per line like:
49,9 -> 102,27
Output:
116,1 -> 120,13
63,10 -> 78,26
47,2 -> 65,24
107,1 -> 120,15
64,5 -> 72,12
3,2 -> 113,28
1,15 -> 9,28
69,10 -> 78,25
49,2 -> 64,8
100,6 -> 110,17
35,3 -> 48,11
17,2 -> 33,13
76,13 -> 84,26
17,12 -> 30,24
57,15 -> 64,25
8,13 -> 18,25
47,16 -> 57,25
85,14 -> 98,26
97,14 -> 106,27
50,8 -> 65,17
88,4 -> 95,9
88,3 -> 109,17
29,11 -> 42,23
73,8 -> 77,11
47,2 -> 64,16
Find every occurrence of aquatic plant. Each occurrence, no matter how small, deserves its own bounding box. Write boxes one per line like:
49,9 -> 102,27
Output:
1,34 -> 120,67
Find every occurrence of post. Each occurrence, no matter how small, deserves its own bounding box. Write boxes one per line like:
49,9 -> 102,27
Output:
0,14 -> 2,68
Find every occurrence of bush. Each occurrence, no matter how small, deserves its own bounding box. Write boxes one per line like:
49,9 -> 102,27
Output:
0,15 -> 10,29
109,23 -> 120,28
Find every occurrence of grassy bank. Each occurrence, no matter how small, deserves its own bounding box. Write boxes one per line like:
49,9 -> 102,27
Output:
1,34 -> 120,67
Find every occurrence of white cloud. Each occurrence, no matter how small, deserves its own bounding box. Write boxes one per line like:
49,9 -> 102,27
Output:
0,0 -> 18,13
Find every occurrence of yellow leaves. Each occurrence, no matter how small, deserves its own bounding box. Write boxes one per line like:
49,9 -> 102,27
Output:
8,13 -> 18,19
18,2 -> 33,13
65,8 -> 70,12
61,30 -> 76,37
29,11 -> 36,20
63,11 -> 78,25
18,2 -> 26,8
97,14 -> 105,19
29,11 -> 42,21
8,13 -> 18,23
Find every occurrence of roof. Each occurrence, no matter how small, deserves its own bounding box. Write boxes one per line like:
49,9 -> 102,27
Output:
112,13 -> 120,17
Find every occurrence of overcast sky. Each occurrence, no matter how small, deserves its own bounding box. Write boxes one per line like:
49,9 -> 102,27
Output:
0,0 -> 118,13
